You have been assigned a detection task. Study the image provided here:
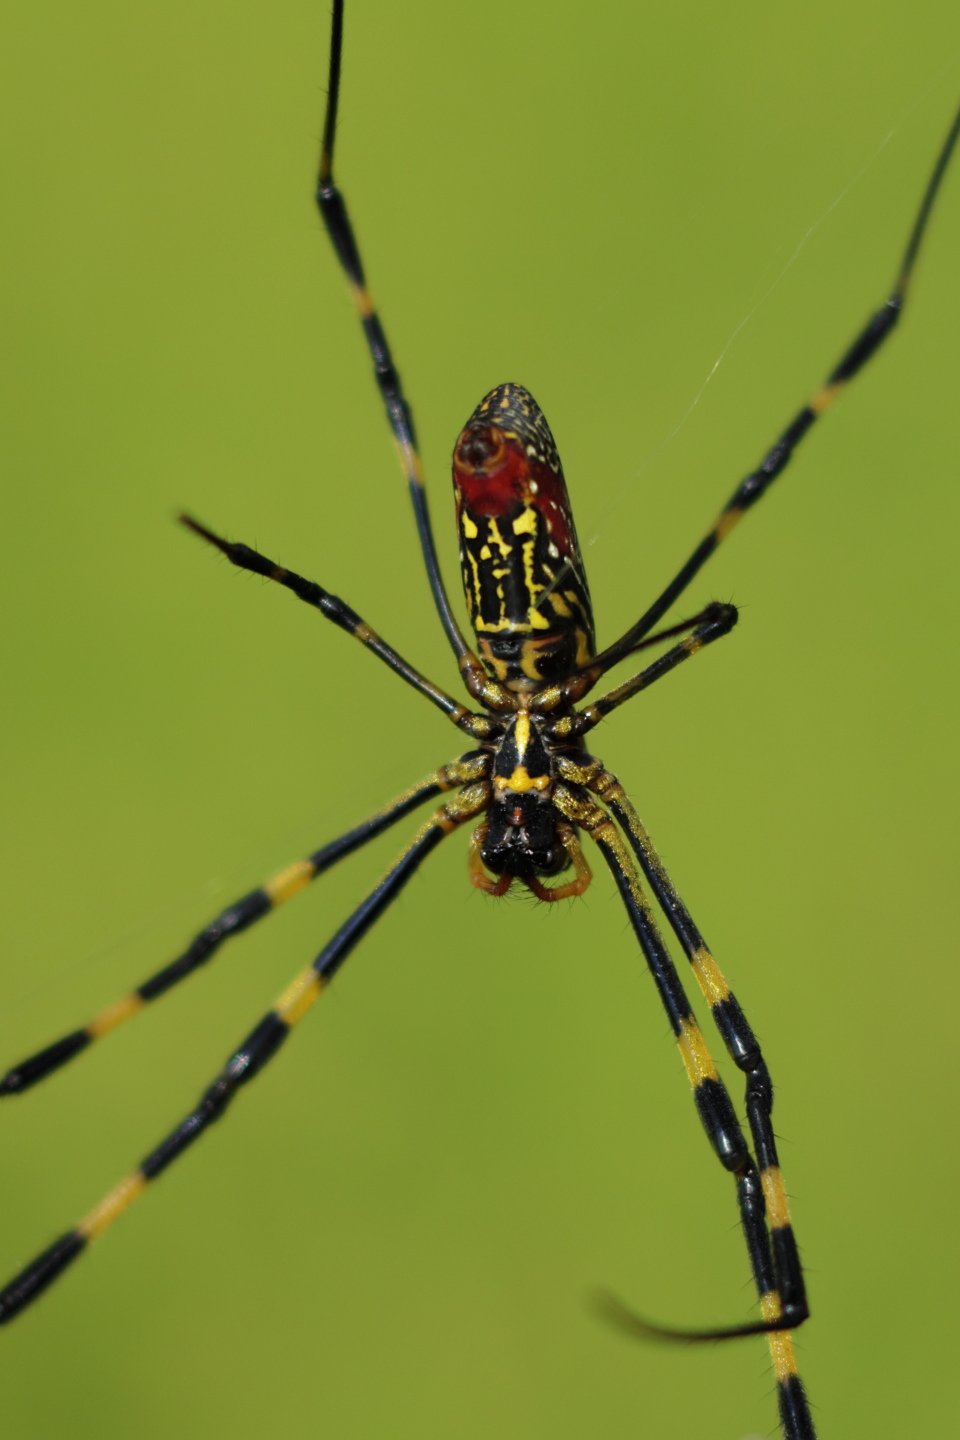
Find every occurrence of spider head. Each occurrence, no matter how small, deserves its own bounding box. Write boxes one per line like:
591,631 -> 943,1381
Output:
480,793 -> 569,879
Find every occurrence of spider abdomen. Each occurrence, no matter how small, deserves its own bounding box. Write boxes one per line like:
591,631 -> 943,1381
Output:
453,383 -> 595,690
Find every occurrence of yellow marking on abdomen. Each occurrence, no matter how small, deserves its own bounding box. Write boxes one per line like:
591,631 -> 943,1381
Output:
486,518 -> 513,559
691,947 -> 731,1007
88,993 -> 146,1038
275,969 -> 325,1027
760,1292 -> 799,1380
265,860 -> 315,905
519,536 -> 546,618
512,507 -> 537,535
761,1165 -> 793,1231
677,1017 -> 719,1087
80,1172 -> 148,1241
461,511 -> 478,539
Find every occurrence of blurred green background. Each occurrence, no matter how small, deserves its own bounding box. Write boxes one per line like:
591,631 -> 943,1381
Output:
2,1 -> 959,1436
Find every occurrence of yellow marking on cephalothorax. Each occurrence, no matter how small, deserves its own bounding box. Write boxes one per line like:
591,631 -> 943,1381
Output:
461,511 -> 478,539
512,507 -> 538,536
351,283 -> 375,319
760,1293 -> 799,1381
677,1017 -> 720,1087
486,518 -> 512,559
514,710 -> 531,752
493,767 -> 551,794
80,1172 -> 148,1241
275,969 -> 325,1027
714,507 -> 743,542
691,946 -> 730,1006
265,860 -> 315,906
811,381 -> 844,415
761,1165 -> 793,1231
88,992 -> 145,1039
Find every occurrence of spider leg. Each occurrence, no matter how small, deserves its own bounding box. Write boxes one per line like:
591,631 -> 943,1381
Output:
576,98 -> 960,678
315,0 -> 471,668
0,782 -> 489,1327
552,781 -> 815,1440
544,602 -> 737,737
592,773 -> 808,1331
180,516 -> 506,727
0,755 -> 490,1099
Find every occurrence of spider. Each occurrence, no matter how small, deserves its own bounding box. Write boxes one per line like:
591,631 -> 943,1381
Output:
2,5 -> 957,1439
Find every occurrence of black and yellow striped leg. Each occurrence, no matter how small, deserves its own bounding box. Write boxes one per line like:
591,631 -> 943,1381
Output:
579,96 -> 960,675
180,515 -> 507,726
552,781 -> 815,1440
593,776 -> 809,1341
315,0 -> 471,668
545,602 -> 738,737
0,782 -> 490,1326
0,755 -> 490,1099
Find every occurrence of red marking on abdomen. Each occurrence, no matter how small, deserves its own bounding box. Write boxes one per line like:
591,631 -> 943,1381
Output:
453,424 -> 578,561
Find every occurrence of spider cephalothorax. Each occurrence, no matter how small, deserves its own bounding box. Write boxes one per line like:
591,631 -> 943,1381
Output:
470,707 -> 586,900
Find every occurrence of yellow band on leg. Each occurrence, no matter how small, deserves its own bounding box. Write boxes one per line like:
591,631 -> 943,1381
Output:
690,946 -> 731,1007
677,1017 -> 719,1087
265,861 -> 315,905
88,993 -> 146,1038
274,969 -> 325,1027
79,1172 -> 148,1241
761,1164 -> 793,1231
760,1292 -> 799,1381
